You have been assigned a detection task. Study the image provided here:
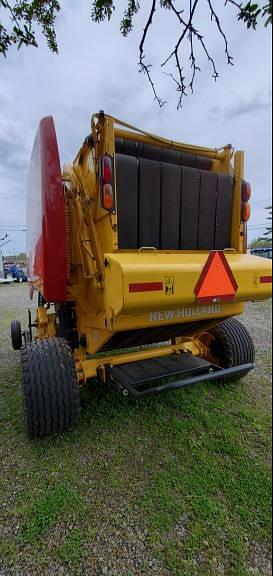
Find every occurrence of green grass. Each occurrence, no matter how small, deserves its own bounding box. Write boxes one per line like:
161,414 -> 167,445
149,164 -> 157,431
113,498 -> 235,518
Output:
57,528 -> 85,563
0,288 -> 272,575
21,483 -> 82,541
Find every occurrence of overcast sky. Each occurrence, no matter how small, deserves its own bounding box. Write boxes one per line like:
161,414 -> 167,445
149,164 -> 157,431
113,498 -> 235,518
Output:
0,0 -> 272,254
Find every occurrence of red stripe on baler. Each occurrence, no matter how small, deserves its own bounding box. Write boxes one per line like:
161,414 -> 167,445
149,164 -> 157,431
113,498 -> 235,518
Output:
129,282 -> 163,293
260,276 -> 272,284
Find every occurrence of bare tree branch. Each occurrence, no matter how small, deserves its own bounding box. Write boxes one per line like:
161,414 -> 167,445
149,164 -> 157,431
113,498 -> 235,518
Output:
159,0 -> 199,107
138,0 -> 166,107
1,1 -> 271,107
134,0 -> 270,106
196,32 -> 220,81
207,0 -> 234,64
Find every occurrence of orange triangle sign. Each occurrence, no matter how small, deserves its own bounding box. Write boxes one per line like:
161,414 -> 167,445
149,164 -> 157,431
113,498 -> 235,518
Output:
194,251 -> 238,303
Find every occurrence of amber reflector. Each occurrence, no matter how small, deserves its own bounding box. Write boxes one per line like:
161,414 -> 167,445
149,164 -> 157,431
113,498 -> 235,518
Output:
242,202 -> 251,222
102,184 -> 113,210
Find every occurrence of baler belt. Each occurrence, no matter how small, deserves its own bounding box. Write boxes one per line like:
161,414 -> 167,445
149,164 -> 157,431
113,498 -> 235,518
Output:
115,154 -> 233,251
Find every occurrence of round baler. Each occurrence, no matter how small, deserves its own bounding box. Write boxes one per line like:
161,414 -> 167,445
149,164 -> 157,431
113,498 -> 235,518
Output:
11,113 -> 272,438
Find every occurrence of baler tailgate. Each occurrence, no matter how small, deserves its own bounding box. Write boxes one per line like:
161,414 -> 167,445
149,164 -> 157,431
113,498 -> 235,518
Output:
107,353 -> 254,398
104,252 -> 272,317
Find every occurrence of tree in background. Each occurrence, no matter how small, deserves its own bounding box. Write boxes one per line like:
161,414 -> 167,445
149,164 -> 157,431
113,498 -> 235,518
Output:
258,206 -> 272,243
15,252 -> 27,261
0,1 -> 272,108
249,206 -> 272,248
249,237 -> 272,248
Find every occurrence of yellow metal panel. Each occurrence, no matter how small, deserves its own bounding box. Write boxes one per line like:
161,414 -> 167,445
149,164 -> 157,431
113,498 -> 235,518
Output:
36,308 -> 56,339
104,253 -> 272,317
79,339 -> 207,380
113,125 -> 227,159
231,151 -> 244,251
86,327 -> 114,354
78,301 -> 244,336
109,302 -> 244,331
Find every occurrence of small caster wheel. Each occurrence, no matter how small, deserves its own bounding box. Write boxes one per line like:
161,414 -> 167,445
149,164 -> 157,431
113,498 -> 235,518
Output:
11,320 -> 22,350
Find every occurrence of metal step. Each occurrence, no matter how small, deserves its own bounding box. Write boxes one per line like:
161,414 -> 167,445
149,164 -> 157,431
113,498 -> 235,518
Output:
107,352 -> 253,398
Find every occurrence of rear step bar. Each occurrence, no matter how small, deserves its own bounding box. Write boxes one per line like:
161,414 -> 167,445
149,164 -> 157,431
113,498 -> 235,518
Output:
107,353 -> 254,398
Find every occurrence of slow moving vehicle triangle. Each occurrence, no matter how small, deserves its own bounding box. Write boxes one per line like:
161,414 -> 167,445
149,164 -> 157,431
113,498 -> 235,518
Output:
194,251 -> 238,303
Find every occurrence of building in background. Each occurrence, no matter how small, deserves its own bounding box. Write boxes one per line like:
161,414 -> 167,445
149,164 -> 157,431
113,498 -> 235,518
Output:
250,247 -> 272,259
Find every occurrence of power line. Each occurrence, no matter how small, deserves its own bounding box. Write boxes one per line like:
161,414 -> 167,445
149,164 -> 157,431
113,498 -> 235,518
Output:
248,226 -> 269,230
0,226 -> 26,231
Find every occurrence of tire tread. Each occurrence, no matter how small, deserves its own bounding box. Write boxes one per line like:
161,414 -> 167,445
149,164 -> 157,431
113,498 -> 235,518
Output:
210,318 -> 255,381
20,338 -> 80,438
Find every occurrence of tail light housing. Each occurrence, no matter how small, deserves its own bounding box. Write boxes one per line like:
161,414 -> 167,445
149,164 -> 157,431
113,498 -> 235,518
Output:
100,155 -> 115,212
241,180 -> 251,223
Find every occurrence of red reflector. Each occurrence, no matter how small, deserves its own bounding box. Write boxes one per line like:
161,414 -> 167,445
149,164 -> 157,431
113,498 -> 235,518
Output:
129,282 -> 163,293
102,156 -> 112,183
260,276 -> 272,284
241,180 -> 251,202
102,184 -> 113,210
194,251 -> 238,303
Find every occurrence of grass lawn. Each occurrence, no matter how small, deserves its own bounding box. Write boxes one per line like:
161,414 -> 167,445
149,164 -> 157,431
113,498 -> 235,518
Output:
0,285 -> 272,576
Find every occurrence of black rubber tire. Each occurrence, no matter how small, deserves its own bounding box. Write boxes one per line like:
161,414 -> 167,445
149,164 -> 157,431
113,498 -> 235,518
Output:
20,338 -> 80,438
11,320 -> 22,350
209,318 -> 255,381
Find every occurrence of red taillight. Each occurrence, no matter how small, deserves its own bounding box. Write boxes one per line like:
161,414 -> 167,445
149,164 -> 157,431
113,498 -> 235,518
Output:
102,184 -> 113,211
102,156 -> 113,183
100,155 -> 115,212
241,180 -> 251,202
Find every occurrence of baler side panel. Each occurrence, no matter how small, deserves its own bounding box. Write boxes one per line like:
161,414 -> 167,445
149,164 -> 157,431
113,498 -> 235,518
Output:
27,116 -> 67,302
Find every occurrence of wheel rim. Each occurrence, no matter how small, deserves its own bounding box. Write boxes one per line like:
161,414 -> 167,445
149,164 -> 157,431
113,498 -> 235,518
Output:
197,332 -> 222,366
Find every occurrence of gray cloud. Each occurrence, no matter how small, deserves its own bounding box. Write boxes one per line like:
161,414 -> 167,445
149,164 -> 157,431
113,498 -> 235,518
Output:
226,94 -> 271,119
0,137 -> 28,178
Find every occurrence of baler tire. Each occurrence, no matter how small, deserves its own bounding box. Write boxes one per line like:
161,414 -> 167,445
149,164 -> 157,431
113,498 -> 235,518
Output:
209,318 -> 255,381
11,320 -> 22,350
20,338 -> 80,439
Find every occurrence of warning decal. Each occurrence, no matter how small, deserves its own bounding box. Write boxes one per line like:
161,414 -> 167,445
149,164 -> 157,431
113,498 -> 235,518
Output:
165,276 -> 174,295
194,251 -> 238,303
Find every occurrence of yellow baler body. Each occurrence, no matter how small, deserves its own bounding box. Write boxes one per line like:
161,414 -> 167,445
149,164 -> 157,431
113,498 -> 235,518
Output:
36,113 -> 272,382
